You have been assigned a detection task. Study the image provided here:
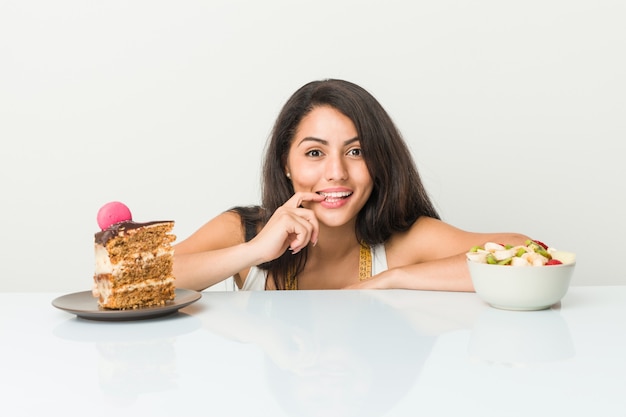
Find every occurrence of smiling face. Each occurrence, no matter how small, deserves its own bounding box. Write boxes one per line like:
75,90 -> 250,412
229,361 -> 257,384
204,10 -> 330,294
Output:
285,106 -> 373,229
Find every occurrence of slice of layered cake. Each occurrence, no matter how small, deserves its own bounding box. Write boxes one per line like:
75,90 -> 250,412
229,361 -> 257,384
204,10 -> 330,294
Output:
93,202 -> 176,309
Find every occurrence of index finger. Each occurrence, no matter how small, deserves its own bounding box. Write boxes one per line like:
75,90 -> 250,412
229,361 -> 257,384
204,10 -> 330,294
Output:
285,192 -> 326,208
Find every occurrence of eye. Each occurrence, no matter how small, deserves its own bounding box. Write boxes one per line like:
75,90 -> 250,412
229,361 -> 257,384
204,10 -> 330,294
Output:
347,148 -> 362,157
305,149 -> 323,158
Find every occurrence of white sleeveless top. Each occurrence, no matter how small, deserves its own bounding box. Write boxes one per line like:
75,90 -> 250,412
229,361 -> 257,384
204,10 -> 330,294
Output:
240,243 -> 388,291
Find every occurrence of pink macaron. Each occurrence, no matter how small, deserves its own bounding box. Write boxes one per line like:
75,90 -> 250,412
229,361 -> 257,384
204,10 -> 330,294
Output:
97,201 -> 132,230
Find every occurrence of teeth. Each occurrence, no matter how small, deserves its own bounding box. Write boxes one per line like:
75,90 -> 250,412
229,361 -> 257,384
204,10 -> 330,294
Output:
318,191 -> 352,198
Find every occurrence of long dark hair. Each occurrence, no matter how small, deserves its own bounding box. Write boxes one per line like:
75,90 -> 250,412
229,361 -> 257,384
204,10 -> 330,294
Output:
231,79 -> 439,289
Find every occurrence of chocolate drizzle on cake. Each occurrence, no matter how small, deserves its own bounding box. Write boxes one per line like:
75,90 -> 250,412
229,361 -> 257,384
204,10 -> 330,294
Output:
95,220 -> 174,244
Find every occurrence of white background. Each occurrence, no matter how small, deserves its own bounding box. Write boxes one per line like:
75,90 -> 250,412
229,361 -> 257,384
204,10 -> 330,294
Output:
1,0 -> 624,292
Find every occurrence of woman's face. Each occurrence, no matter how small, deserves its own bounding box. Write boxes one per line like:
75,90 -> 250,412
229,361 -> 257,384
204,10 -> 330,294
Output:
285,106 -> 373,229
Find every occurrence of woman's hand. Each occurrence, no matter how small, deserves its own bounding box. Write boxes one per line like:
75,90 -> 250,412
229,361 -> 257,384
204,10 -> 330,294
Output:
249,192 -> 325,263
173,192 -> 325,291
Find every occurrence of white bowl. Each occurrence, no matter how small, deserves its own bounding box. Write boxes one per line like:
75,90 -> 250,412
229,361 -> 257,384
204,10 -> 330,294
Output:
468,259 -> 576,311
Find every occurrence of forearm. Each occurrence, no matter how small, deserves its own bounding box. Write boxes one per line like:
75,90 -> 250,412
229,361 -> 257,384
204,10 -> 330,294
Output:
173,242 -> 262,291
364,253 -> 475,292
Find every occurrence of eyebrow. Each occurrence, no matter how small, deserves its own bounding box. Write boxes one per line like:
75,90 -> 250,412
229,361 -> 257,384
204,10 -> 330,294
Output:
297,136 -> 360,147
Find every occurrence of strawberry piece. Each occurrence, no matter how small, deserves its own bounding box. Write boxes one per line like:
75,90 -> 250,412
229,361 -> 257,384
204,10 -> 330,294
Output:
546,259 -> 563,266
533,240 -> 549,250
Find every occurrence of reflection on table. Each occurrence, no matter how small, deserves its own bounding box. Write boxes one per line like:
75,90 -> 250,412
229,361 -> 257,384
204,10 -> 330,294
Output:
1,286 -> 625,416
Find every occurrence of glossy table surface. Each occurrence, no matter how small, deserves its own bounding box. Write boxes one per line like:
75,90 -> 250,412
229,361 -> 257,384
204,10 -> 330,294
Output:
1,286 -> 625,416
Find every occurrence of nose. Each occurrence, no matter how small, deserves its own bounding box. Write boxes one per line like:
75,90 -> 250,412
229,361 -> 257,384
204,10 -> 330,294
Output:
325,153 -> 348,181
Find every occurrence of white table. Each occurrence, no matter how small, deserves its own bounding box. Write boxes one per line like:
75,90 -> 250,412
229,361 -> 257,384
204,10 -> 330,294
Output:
1,287 -> 625,417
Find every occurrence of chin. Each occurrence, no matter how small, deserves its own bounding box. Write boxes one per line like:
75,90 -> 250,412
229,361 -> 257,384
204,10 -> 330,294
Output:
316,211 -> 357,229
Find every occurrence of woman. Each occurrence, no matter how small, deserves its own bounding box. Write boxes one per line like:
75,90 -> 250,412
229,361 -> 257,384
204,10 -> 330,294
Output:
174,79 -> 529,291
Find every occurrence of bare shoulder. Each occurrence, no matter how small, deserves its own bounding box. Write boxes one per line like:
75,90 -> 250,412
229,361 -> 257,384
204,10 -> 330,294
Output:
386,216 -> 530,266
174,210 -> 245,255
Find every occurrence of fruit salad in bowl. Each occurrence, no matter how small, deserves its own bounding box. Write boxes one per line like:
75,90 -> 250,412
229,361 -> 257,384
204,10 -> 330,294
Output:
467,240 -> 576,267
466,240 -> 576,311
